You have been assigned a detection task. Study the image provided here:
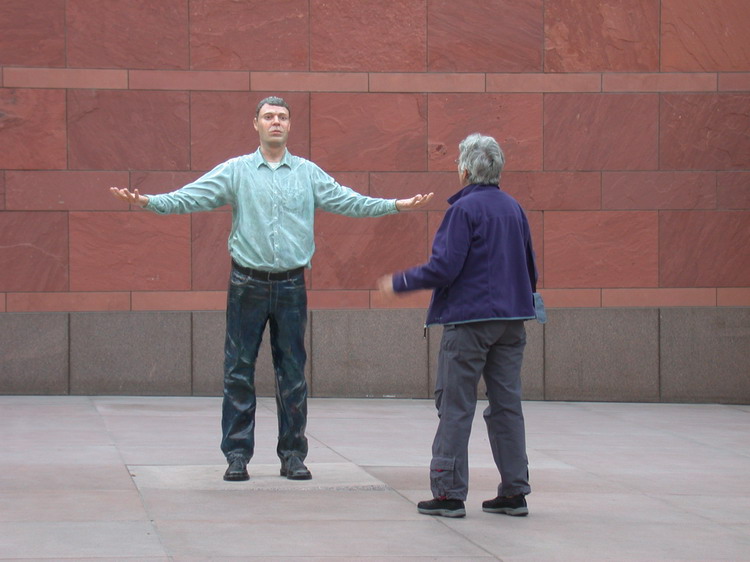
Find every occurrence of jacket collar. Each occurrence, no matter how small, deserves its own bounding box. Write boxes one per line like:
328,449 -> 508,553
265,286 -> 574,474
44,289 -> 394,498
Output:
447,183 -> 499,205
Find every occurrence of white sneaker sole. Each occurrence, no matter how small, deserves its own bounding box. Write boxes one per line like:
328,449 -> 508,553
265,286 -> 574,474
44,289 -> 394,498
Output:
482,506 -> 529,516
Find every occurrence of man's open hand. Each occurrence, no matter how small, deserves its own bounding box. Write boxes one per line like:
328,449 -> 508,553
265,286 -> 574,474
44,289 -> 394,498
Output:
109,187 -> 149,207
395,192 -> 434,211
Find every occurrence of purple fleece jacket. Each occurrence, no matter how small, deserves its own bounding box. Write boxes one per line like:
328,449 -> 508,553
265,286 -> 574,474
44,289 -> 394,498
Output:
392,183 -> 538,326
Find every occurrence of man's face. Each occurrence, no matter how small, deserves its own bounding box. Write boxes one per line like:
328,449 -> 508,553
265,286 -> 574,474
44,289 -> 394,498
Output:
253,103 -> 291,147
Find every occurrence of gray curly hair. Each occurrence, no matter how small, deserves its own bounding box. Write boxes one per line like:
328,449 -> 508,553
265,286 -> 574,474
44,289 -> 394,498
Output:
457,133 -> 505,185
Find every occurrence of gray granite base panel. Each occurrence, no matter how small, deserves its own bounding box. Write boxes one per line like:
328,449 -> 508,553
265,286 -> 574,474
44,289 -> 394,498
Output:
311,309 -> 428,398
660,308 -> 750,403
70,312 -> 192,395
544,308 -> 660,402
0,307 -> 747,404
0,313 -> 69,394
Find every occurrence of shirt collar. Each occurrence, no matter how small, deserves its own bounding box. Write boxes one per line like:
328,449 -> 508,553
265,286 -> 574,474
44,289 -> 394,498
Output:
253,147 -> 293,169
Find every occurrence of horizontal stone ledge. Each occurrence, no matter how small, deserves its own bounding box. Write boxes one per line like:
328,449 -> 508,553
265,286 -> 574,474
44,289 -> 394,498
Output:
603,72 -> 717,92
129,70 -> 249,91
3,67 -> 128,89
4,68 -> 742,95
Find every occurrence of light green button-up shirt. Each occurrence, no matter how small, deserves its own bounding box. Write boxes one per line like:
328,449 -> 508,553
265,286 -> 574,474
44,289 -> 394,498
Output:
146,148 -> 399,272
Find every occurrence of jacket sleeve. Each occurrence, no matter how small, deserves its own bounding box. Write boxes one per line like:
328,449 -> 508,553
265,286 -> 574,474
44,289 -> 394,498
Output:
393,204 -> 472,293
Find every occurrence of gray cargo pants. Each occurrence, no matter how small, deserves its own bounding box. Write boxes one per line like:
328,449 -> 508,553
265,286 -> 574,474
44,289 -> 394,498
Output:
430,320 -> 531,501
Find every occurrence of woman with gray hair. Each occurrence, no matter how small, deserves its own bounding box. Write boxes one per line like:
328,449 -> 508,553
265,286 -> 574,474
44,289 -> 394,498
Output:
380,133 -> 538,518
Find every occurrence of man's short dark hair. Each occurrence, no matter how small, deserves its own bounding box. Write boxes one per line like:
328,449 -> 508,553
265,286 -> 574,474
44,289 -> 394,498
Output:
255,96 -> 291,118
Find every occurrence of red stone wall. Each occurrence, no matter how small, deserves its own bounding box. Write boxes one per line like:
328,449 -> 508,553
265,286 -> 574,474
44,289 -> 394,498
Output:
1,0 -> 749,314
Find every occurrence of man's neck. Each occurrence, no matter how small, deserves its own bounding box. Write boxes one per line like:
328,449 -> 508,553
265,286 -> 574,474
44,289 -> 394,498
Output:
261,145 -> 286,163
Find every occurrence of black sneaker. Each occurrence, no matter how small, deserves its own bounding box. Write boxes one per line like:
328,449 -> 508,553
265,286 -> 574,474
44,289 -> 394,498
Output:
482,494 -> 528,516
417,498 -> 466,518
280,456 -> 312,480
223,458 -> 249,482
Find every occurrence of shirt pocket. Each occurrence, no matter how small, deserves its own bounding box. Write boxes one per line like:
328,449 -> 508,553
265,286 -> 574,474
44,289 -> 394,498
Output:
281,176 -> 308,212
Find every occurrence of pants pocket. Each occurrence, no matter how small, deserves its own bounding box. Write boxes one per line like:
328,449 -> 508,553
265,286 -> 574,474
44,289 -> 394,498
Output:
430,456 -> 455,498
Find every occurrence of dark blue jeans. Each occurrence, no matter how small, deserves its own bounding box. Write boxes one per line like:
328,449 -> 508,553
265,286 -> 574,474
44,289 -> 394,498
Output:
221,266 -> 308,464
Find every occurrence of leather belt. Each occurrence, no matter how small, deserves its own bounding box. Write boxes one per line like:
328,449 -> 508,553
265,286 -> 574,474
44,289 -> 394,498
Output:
232,260 -> 304,281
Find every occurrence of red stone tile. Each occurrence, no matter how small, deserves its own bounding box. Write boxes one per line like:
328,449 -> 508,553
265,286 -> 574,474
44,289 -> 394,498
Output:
7,292 -> 131,312
371,289 -> 431,309
251,72 -> 368,92
311,93 -> 426,171
719,73 -> 750,92
540,289 -> 601,308
602,172 -> 716,210
544,211 -> 658,288
69,212 -> 191,291
370,173 -> 458,212
0,212 -> 68,292
328,173 -> 370,195
544,93 -> 659,171
428,94 -> 543,172
131,291 -> 226,311
311,0 -> 426,72
67,0 -> 189,69
191,212 -> 232,291
718,288 -> 750,307
428,0 -> 543,72
503,172 -> 601,210
68,90 -> 190,171
660,211 -> 750,287
129,70 -> 249,91
311,212 -> 428,290
0,295 -> 5,313
660,94 -> 750,170
602,288 -> 716,307
3,68 -> 128,89
545,0 -> 659,72
662,0 -> 750,71
308,291 -> 370,309
0,89 -> 66,170
718,172 -> 750,210
0,0 -> 65,66
6,171 -> 129,211
131,171 -> 207,197
191,92 -> 310,170
603,73 -> 717,92
0,173 -> 5,210
487,73 -> 601,93
369,73 -> 485,93
191,0 -> 308,71
527,210 -> 544,289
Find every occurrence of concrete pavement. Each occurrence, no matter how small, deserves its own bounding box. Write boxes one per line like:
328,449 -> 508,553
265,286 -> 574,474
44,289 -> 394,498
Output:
0,395 -> 748,560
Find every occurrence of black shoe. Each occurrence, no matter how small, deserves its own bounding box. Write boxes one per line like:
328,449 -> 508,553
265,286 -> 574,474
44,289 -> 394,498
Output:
417,498 -> 466,518
280,456 -> 312,480
223,458 -> 249,482
482,494 -> 528,516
